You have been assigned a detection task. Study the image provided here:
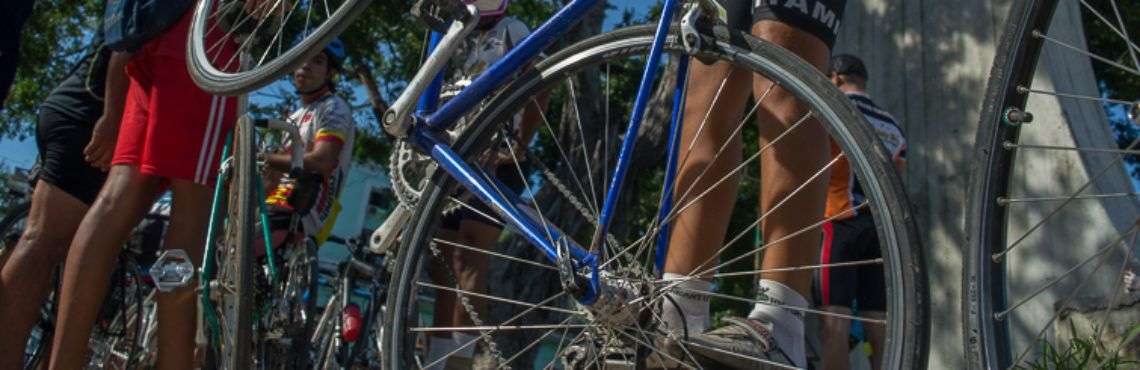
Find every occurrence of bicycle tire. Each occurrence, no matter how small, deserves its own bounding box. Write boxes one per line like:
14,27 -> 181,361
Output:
961,0 -> 1098,368
210,117 -> 257,369
186,0 -> 373,95
383,24 -> 927,369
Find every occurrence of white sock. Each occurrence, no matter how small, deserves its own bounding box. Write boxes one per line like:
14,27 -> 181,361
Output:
426,336 -> 456,370
748,279 -> 808,367
451,332 -> 478,358
660,273 -> 711,335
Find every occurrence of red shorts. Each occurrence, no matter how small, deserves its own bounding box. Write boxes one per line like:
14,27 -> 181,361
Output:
112,12 -> 237,186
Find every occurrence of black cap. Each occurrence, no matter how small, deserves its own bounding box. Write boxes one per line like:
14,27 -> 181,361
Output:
830,54 -> 868,80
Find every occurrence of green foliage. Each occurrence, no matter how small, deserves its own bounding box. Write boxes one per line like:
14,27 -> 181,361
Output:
1018,323 -> 1140,370
1081,0 -> 1140,101
1,0 -> 102,139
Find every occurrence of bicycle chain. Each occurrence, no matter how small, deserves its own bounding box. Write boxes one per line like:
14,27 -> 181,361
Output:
427,240 -> 509,368
523,151 -> 622,250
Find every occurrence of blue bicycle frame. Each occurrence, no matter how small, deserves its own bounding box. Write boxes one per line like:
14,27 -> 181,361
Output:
405,0 -> 689,305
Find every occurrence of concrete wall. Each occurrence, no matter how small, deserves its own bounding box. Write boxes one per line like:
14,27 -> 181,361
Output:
834,1 -> 1138,368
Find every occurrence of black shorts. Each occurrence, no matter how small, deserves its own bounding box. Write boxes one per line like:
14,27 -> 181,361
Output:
35,107 -> 108,205
719,0 -> 847,48
814,212 -> 886,311
440,163 -> 526,230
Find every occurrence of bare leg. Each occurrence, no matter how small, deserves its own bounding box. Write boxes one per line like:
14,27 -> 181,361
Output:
663,62 -> 750,277
819,305 -> 853,370
0,182 -> 89,368
48,166 -> 161,369
864,311 -> 886,370
154,179 -> 212,370
751,20 -> 832,297
450,219 -> 497,328
665,21 -> 830,298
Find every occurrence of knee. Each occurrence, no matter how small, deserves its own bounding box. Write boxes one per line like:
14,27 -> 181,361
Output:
819,314 -> 850,338
13,223 -> 70,265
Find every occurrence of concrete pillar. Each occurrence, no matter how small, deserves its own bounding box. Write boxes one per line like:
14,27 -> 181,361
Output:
834,1 -> 1137,368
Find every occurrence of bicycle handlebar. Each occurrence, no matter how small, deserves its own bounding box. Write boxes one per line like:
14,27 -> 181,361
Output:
252,117 -> 305,177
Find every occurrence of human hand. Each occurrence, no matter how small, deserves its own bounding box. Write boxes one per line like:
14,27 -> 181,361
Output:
84,115 -> 119,171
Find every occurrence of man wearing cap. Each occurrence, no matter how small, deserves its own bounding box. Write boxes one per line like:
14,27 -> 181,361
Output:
816,54 -> 906,370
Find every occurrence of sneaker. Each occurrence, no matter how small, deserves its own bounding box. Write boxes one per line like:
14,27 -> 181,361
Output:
682,316 -> 800,369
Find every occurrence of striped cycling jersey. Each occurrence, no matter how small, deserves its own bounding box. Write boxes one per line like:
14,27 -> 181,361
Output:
824,92 -> 906,219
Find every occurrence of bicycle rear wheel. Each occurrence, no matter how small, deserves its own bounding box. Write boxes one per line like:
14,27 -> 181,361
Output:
965,0 -> 1140,367
187,0 -> 372,95
383,24 -> 926,369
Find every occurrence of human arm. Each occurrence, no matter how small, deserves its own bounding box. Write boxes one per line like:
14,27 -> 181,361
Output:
264,138 -> 345,176
84,51 -> 133,170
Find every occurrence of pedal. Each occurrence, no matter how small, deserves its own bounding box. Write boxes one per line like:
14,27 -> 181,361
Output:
149,249 -> 195,292
411,0 -> 474,33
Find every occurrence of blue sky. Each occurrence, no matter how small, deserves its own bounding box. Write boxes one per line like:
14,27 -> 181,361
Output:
0,0 -> 656,170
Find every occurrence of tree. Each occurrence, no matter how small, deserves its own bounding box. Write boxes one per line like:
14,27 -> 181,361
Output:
0,0 -> 102,139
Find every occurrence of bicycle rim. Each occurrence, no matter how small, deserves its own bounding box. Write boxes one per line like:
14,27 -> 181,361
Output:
209,117 -> 257,369
965,0 -> 1140,368
384,24 -> 926,370
187,0 -> 372,95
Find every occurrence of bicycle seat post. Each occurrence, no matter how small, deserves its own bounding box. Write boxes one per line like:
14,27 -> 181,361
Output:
383,1 -> 479,138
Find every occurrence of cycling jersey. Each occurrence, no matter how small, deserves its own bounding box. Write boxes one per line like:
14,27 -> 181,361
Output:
444,16 -> 531,98
824,92 -> 906,219
267,92 -> 356,238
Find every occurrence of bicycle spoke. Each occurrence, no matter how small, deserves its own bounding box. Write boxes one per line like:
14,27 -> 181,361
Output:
566,79 -> 602,218
600,110 -> 813,270
1006,224 -> 1132,367
1004,141 -> 1140,155
1074,0 -> 1140,58
417,291 -> 570,369
1097,229 -> 1137,349
412,324 -> 590,332
709,258 -> 884,278
1035,30 -> 1140,78
498,316 -> 579,366
996,137 -> 1140,260
998,192 -> 1140,204
416,281 -> 582,316
686,155 -> 845,278
995,223 -> 1138,320
608,329 -> 699,370
534,98 -> 600,217
1104,0 -> 1140,70
446,196 -> 505,227
431,238 -> 558,271
668,287 -> 887,325
1019,86 -> 1137,106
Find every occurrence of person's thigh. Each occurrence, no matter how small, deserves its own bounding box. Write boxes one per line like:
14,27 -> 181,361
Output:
36,107 -> 108,205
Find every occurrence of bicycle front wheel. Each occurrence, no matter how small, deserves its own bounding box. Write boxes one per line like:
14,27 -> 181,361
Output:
965,0 -> 1140,368
187,0 -> 372,95
205,117 -> 257,369
383,24 -> 926,369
